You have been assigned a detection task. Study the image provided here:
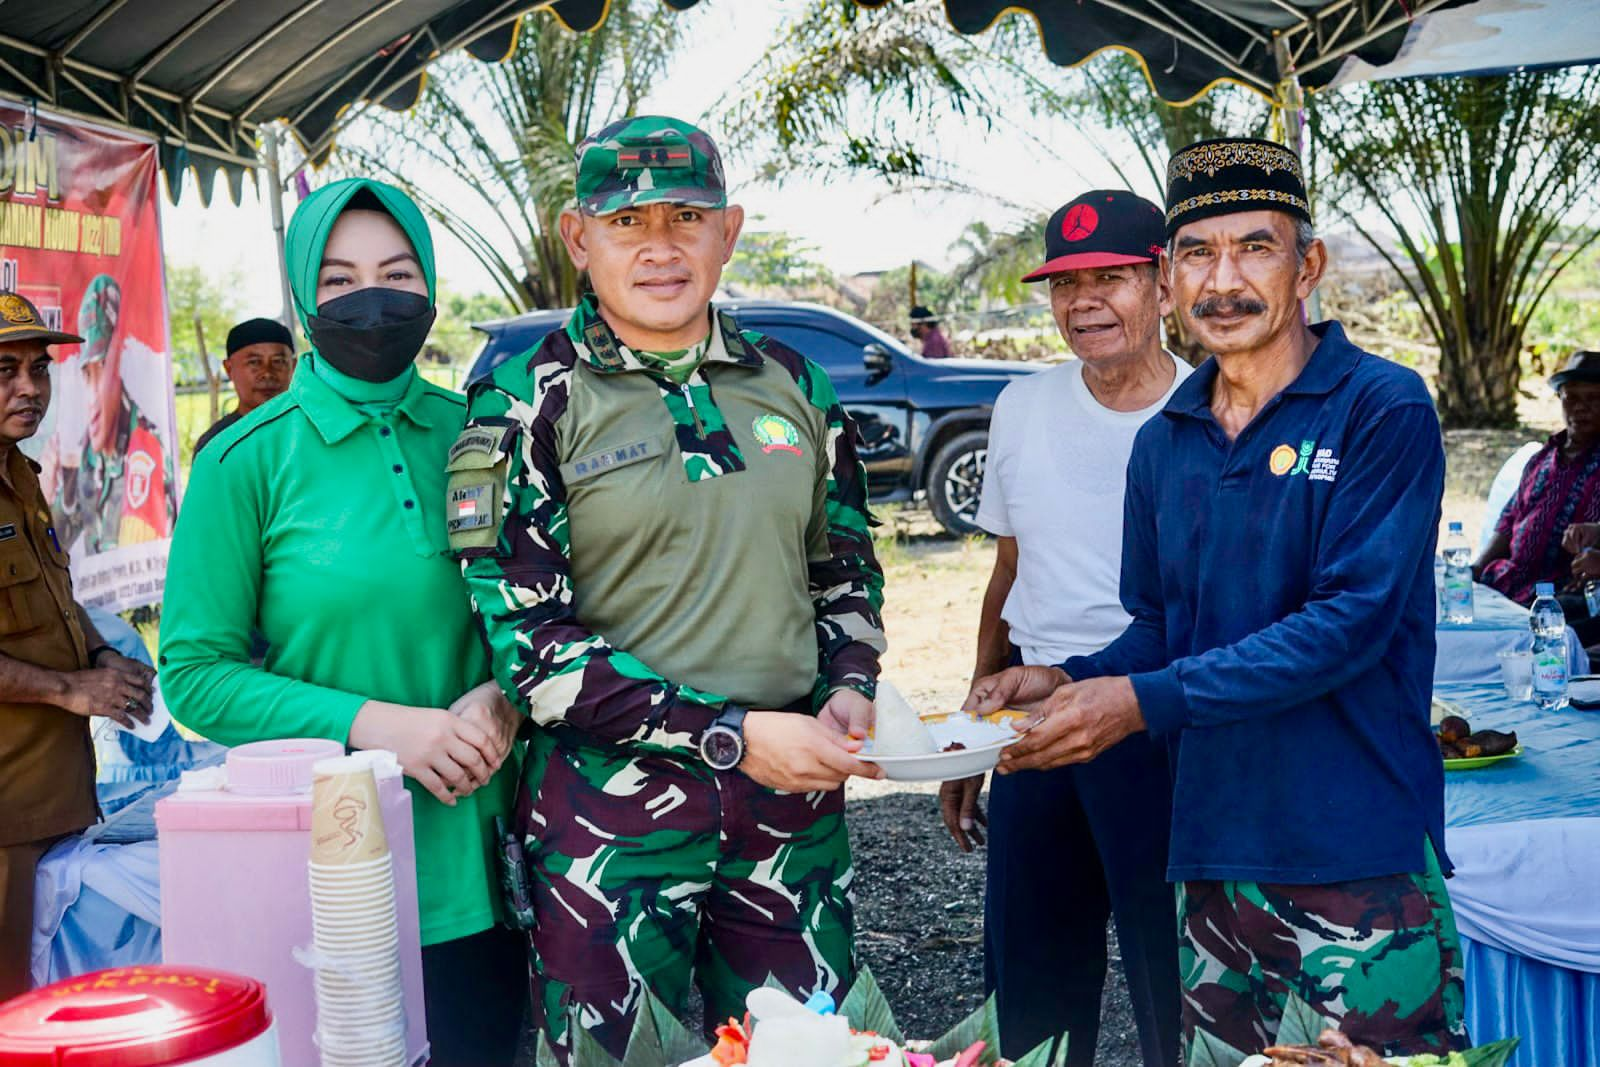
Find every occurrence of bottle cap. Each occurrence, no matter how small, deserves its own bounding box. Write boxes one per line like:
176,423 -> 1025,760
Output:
1536,582 -> 1556,596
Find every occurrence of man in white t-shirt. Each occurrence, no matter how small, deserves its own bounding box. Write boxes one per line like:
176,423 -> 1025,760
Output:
941,190 -> 1189,1065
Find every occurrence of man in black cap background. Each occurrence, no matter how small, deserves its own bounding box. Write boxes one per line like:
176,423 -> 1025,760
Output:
0,292 -> 154,999
941,190 -> 1187,1065
968,139 -> 1465,1058
910,304 -> 953,358
193,317 -> 295,455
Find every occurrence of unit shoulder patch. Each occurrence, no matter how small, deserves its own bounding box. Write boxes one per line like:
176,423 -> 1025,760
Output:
446,418 -> 519,557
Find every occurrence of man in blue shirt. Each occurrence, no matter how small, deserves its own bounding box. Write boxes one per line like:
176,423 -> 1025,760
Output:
968,138 -> 1466,1059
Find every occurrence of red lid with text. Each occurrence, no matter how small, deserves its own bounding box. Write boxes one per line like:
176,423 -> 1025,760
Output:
0,966 -> 272,1065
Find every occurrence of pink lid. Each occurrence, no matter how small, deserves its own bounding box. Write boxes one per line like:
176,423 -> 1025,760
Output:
225,738 -> 344,795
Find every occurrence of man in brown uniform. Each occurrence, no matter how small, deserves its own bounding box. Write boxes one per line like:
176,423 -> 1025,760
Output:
0,292 -> 153,999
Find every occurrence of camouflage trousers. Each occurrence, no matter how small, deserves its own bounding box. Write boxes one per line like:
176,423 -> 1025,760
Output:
520,733 -> 854,1061
1177,842 -> 1467,1059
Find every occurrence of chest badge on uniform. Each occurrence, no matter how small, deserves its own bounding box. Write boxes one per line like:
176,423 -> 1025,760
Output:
125,449 -> 156,507
752,413 -> 802,456
1269,444 -> 1297,476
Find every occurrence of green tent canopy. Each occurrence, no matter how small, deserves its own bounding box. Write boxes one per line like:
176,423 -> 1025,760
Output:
1,0 -> 1594,202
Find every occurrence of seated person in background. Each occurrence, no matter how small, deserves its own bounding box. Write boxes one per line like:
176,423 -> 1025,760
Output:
193,318 -> 295,455
1476,352 -> 1600,628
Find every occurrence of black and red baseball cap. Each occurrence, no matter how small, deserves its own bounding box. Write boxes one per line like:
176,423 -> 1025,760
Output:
1021,190 -> 1167,283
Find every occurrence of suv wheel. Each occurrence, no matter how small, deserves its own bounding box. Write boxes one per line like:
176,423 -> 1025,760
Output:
926,429 -> 987,537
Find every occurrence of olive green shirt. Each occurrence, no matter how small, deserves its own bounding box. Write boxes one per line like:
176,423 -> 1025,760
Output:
455,299 -> 886,757
160,357 -> 517,945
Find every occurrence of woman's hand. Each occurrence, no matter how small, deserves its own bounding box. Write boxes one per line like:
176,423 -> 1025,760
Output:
447,680 -> 520,776
349,701 -> 500,806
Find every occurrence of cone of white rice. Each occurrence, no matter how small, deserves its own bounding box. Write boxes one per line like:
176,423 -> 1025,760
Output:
869,681 -> 938,756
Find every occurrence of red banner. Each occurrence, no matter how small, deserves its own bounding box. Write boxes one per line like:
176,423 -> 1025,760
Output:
1,101 -> 179,610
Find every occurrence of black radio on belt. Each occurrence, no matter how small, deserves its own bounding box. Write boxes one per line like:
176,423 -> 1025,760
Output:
494,816 -> 535,931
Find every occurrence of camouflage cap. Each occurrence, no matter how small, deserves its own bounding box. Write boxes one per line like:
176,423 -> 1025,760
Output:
574,115 -> 727,217
77,273 -> 121,365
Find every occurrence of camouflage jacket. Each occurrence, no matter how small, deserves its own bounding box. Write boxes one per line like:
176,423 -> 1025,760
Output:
451,297 -> 886,758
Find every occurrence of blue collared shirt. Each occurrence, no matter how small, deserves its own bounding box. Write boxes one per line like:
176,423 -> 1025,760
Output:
1066,322 -> 1448,884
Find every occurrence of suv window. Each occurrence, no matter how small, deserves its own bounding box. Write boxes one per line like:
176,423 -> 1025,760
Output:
747,322 -> 860,374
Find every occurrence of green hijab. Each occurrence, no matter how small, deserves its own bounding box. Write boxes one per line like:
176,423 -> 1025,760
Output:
285,177 -> 437,406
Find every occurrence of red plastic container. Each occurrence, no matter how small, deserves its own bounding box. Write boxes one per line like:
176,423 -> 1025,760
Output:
0,966 -> 280,1065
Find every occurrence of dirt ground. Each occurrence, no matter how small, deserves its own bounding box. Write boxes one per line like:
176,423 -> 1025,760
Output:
514,409 -> 1561,1063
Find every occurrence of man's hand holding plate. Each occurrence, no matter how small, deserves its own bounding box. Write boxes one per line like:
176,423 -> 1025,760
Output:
996,676 -> 1146,774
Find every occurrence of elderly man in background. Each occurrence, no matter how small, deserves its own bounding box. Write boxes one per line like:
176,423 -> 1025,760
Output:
942,190 -> 1187,1065
970,139 -> 1466,1059
0,292 -> 153,1000
194,318 -> 296,455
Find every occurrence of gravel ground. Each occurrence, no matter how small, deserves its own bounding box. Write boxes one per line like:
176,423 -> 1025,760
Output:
847,788 -> 1141,1066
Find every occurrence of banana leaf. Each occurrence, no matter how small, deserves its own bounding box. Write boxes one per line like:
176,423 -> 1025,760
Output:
1274,992 -> 1327,1047
839,965 -> 905,1046
1009,1034 -> 1070,1067
924,994 -> 1003,1064
1186,1027 -> 1252,1067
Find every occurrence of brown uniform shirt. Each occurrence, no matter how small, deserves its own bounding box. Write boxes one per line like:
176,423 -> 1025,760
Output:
0,447 -> 94,848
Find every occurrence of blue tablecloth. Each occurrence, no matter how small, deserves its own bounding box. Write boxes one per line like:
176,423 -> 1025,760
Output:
1438,682 -> 1600,1066
1435,583 -> 1589,684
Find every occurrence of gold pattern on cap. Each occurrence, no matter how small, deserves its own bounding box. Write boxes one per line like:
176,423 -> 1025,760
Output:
1165,188 -> 1312,225
1167,141 -> 1304,185
0,294 -> 35,325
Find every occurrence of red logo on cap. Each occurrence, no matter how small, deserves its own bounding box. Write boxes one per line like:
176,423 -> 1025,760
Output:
1062,203 -> 1099,242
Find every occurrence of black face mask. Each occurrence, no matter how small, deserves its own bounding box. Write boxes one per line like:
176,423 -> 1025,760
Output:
307,288 -> 436,383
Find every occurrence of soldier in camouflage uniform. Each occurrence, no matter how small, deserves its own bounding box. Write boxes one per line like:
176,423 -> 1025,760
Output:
54,274 -> 175,552
449,115 -> 887,1060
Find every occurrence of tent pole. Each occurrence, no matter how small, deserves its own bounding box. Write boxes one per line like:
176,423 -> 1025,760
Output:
1274,38 -> 1321,323
262,124 -> 298,348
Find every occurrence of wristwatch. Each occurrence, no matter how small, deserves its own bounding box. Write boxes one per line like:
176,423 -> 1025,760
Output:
699,703 -> 749,771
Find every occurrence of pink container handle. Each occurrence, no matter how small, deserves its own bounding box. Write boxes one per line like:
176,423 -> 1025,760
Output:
226,738 -> 345,795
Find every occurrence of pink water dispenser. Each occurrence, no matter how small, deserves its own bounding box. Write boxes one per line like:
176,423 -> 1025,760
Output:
156,740 -> 429,1066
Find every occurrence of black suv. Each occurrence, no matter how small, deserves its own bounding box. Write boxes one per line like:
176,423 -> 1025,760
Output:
467,300 -> 1040,535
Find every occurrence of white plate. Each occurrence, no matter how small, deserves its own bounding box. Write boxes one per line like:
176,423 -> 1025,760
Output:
858,713 -> 1028,782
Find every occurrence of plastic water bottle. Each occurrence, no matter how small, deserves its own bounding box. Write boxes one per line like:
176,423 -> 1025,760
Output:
1530,582 -> 1570,710
1441,522 -> 1475,623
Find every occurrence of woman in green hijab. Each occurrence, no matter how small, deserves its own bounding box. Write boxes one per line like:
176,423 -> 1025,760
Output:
161,178 -> 524,1065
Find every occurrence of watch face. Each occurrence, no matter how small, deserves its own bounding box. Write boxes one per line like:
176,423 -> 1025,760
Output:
702,726 -> 742,770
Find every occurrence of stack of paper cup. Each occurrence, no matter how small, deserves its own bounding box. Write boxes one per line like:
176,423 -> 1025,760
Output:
307,755 -> 407,1067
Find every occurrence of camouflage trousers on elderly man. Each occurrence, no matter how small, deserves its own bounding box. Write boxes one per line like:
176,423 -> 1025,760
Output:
1177,842 -> 1469,1059
519,732 -> 855,1061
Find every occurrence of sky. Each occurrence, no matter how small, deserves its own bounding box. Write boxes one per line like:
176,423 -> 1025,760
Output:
157,1 -> 1150,321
